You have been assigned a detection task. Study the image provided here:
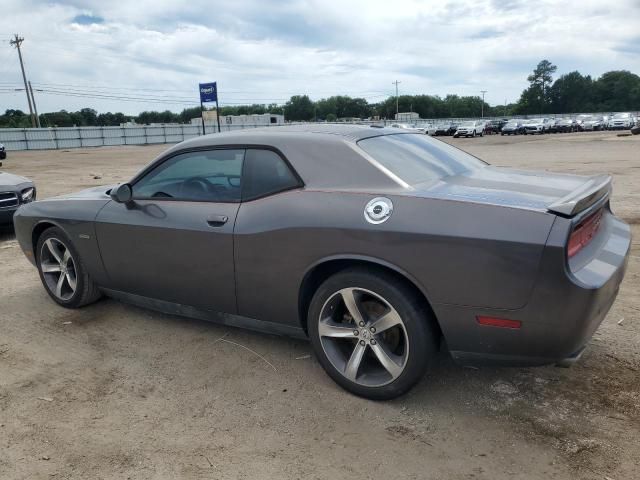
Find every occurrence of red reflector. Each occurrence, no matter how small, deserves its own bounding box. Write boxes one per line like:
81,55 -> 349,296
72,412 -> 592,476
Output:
476,316 -> 522,329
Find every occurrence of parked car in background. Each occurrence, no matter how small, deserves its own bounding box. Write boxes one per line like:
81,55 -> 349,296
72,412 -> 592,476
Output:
524,118 -> 546,134
422,123 -> 437,135
13,125 -> 631,399
551,118 -> 578,133
574,114 -> 592,131
501,120 -> 525,135
0,143 -> 6,161
434,122 -> 457,136
406,124 -> 437,135
1,171 -> 35,226
580,116 -> 606,131
388,123 -> 414,130
608,112 -> 636,130
484,120 -> 507,134
454,121 -> 484,138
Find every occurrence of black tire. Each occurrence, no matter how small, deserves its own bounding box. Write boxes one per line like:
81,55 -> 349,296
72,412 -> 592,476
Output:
308,267 -> 439,400
36,226 -> 102,308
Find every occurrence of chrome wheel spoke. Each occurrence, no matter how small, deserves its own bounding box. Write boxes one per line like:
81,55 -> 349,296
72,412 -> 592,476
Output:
41,261 -> 61,273
61,249 -> 71,268
370,340 -> 404,379
344,342 -> 366,381
319,287 -> 409,387
319,322 -> 357,338
40,237 -> 77,300
45,239 -> 63,263
66,272 -> 77,292
55,272 -> 66,298
340,288 -> 365,325
370,309 -> 403,333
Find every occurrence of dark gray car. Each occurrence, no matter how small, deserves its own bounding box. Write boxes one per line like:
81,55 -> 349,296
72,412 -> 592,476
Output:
13,125 -> 631,399
1,171 -> 35,226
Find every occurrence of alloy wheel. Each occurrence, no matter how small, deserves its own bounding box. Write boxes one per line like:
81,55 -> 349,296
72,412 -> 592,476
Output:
318,287 -> 409,387
40,238 -> 77,301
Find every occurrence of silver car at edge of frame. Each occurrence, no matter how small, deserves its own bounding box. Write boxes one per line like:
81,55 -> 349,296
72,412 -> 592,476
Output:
1,170 -> 35,226
13,125 -> 631,400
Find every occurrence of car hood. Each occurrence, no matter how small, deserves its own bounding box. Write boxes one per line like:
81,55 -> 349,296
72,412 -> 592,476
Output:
0,171 -> 32,189
414,166 -> 609,215
51,184 -> 114,200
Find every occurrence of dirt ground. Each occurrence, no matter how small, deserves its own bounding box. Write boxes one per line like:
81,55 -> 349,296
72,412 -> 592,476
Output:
0,131 -> 638,479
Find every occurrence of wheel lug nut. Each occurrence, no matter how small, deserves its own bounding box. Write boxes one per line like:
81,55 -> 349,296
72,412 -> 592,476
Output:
371,339 -> 377,345
353,330 -> 359,336
359,340 -> 365,346
359,321 -> 365,327
370,327 -> 376,333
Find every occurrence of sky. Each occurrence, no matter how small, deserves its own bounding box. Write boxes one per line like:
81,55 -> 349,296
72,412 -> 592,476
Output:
1,0 -> 639,115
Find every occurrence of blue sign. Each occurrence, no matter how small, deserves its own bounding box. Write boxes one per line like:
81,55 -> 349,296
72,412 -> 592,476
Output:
199,82 -> 218,103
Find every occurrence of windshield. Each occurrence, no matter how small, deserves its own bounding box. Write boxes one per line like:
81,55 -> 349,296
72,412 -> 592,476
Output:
459,121 -> 475,127
505,122 -> 518,127
613,113 -> 630,119
357,133 -> 486,186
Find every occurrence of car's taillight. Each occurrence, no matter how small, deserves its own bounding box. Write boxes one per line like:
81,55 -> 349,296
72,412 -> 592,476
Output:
567,208 -> 603,258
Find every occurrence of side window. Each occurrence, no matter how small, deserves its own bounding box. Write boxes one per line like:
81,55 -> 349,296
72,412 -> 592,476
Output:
133,149 -> 244,202
242,149 -> 300,201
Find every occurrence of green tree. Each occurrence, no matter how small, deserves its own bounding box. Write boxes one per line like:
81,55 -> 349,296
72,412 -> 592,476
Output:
284,95 -> 314,121
548,72 -> 594,113
516,60 -> 557,114
593,70 -> 640,111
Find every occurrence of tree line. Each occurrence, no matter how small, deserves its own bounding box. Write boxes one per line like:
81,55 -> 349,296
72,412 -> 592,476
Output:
1,61 -> 638,128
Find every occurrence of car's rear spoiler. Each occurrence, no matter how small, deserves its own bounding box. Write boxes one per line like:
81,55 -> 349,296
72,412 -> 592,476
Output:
547,174 -> 611,217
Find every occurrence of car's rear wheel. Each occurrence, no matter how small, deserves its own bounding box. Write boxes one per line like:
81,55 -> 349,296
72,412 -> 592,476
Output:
36,227 -> 102,308
308,268 -> 438,400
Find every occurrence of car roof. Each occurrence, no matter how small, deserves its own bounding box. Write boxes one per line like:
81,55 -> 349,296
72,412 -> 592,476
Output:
153,125 -> 418,192
176,124 -> 400,147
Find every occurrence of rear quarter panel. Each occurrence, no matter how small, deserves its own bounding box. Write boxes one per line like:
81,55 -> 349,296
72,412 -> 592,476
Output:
234,190 -> 556,328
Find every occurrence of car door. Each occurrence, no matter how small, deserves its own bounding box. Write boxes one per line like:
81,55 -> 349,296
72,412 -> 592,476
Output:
233,148 -> 304,326
95,148 -> 244,313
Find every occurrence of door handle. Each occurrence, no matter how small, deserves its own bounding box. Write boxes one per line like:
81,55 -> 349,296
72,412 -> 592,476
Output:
207,214 -> 229,227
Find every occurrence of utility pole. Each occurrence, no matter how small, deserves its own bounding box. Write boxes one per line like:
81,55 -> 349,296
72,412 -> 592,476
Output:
480,90 -> 487,118
9,34 -> 36,128
28,81 -> 41,128
392,80 -> 401,119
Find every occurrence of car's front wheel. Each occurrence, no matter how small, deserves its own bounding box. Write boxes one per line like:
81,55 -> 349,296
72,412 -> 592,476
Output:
36,227 -> 102,308
308,268 -> 439,400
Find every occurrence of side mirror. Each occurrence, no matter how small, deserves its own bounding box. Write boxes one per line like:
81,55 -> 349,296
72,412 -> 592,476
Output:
110,183 -> 133,204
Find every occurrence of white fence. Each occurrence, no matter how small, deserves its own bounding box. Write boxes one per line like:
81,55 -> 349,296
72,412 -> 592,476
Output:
0,123 -> 279,151
2,112 -> 638,151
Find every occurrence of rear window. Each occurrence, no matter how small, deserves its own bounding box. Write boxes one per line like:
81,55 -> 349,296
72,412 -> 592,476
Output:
357,133 -> 486,186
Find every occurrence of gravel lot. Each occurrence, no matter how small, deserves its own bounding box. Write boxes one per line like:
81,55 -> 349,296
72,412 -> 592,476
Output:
1,131 -> 638,479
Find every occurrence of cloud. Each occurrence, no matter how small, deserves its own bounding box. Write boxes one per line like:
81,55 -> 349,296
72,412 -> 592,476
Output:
71,13 -> 104,25
467,28 -> 505,40
614,36 -> 640,56
0,0 -> 638,115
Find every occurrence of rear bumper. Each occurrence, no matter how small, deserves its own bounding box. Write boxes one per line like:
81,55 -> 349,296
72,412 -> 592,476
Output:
437,209 -> 631,366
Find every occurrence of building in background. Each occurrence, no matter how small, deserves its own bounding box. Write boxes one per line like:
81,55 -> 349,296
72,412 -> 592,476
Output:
395,112 -> 420,122
190,112 -> 285,126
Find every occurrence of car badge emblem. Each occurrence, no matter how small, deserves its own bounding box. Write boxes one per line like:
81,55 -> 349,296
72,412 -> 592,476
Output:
364,197 -> 393,224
